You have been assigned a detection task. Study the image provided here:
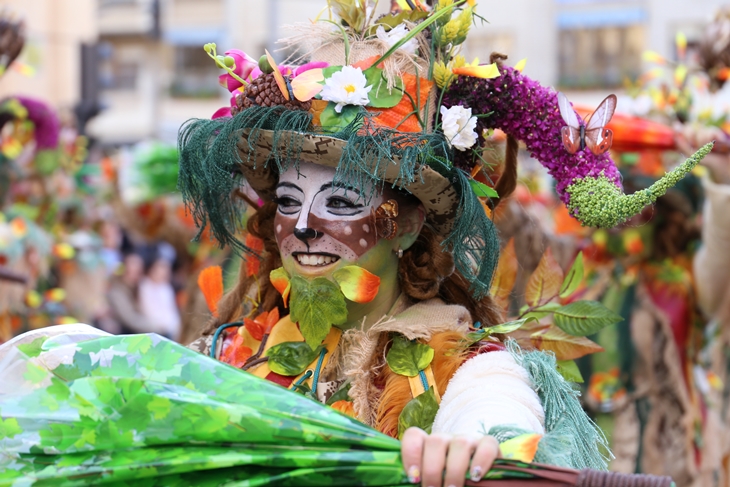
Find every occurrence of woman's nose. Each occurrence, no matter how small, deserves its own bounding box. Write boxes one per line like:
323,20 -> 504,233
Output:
293,227 -> 320,242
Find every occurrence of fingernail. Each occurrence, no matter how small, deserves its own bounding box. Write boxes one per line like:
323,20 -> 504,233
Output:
407,465 -> 421,484
470,466 -> 483,482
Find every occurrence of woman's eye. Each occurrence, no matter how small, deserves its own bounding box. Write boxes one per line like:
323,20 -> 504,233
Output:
327,197 -> 357,209
273,196 -> 300,213
326,197 -> 365,216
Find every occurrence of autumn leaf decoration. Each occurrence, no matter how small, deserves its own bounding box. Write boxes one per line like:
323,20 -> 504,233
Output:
486,246 -> 622,383
198,266 -> 224,317
269,266 -> 381,348
499,433 -> 543,463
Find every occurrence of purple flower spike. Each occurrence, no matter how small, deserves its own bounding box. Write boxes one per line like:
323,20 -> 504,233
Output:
14,96 -> 60,150
442,66 -> 622,206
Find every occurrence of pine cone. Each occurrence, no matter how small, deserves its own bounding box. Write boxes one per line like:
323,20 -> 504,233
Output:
232,73 -> 312,115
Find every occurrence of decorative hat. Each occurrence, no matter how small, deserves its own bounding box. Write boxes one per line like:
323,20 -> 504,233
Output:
178,0 -> 710,299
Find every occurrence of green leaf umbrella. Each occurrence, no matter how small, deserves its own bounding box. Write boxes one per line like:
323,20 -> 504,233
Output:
0,334 -> 673,486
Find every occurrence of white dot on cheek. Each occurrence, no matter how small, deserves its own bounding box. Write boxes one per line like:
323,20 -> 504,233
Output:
344,226 -> 352,235
363,224 -> 369,233
359,238 -> 367,248
276,224 -> 282,234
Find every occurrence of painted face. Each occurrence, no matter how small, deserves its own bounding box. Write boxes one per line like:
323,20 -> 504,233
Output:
274,162 -> 395,280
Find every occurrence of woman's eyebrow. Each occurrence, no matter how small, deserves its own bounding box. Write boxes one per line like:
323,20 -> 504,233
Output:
276,182 -> 304,193
319,182 -> 361,195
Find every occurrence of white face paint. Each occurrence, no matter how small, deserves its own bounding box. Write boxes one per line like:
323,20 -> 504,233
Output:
273,161 -> 391,278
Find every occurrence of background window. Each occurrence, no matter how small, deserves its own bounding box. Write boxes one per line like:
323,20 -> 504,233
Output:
170,45 -> 220,98
558,24 -> 644,89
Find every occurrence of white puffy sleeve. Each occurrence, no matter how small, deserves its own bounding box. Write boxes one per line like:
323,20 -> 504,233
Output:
432,351 -> 545,436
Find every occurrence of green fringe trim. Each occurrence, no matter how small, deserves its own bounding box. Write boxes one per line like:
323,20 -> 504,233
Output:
177,106 -> 499,299
506,340 -> 611,470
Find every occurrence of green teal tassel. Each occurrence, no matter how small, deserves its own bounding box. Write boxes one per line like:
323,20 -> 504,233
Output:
506,340 -> 611,470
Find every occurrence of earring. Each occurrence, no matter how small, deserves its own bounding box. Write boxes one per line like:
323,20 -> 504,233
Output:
396,248 -> 403,258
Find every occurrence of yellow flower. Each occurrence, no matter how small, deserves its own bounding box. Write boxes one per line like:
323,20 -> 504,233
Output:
433,61 -> 451,89
454,6 -> 473,44
437,18 -> 460,46
433,55 -> 467,89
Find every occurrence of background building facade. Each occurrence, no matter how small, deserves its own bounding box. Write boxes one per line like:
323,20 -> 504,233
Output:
1,0 -> 728,145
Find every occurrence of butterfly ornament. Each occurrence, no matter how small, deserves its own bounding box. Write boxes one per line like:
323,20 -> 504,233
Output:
265,50 -> 324,103
372,199 -> 399,240
557,92 -> 617,155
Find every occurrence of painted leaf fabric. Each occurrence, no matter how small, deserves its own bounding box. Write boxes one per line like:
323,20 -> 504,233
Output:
0,332 -> 585,485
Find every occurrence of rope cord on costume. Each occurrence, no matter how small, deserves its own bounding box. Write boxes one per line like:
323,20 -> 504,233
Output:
209,321 -> 243,358
291,370 -> 313,389
310,347 -> 328,397
418,369 -> 429,393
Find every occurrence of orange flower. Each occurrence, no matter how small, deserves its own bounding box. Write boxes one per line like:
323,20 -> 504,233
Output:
220,332 -> 253,368
330,400 -> 356,418
243,308 -> 280,341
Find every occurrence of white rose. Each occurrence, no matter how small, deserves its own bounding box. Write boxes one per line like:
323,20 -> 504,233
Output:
376,24 -> 418,55
440,105 -> 478,151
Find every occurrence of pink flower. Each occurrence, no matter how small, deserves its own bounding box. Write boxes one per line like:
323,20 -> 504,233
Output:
218,49 -> 258,92
294,61 -> 329,77
212,106 -> 232,119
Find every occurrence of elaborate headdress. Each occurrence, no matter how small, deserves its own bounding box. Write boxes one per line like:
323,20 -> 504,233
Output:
178,0 -> 710,298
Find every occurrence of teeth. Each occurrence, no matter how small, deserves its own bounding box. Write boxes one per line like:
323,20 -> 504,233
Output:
296,254 -> 338,266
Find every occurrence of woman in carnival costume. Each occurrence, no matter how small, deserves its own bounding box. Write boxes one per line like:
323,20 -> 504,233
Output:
0,1 -> 712,485
179,1 -> 711,484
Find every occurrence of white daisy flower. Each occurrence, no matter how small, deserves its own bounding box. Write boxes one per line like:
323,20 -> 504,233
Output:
440,105 -> 478,151
320,66 -> 372,113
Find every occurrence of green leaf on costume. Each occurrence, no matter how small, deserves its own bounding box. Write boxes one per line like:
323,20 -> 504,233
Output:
0,416 -> 22,438
16,337 -> 48,358
322,66 -> 344,80
266,342 -> 323,376
559,252 -> 584,298
556,359 -> 584,383
366,10 -> 429,36
553,300 -> 623,337
465,318 -> 535,345
469,178 -> 499,198
319,103 -> 361,133
397,387 -> 439,439
363,66 -> 404,108
289,275 -> 347,349
520,301 -> 561,321
326,381 -> 352,406
386,336 -> 434,377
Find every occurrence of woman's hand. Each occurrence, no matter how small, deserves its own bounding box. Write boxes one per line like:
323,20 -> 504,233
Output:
675,124 -> 730,185
401,427 -> 500,487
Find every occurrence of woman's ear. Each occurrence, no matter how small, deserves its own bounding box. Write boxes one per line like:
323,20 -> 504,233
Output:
395,204 -> 426,252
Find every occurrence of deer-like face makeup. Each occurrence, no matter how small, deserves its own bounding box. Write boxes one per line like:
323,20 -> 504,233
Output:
274,162 -> 392,279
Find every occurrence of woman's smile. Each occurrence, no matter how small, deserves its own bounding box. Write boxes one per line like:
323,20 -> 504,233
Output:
293,252 -> 340,267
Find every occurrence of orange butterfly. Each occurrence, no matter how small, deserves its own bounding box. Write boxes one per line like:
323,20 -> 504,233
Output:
557,92 -> 617,155
372,199 -> 399,240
